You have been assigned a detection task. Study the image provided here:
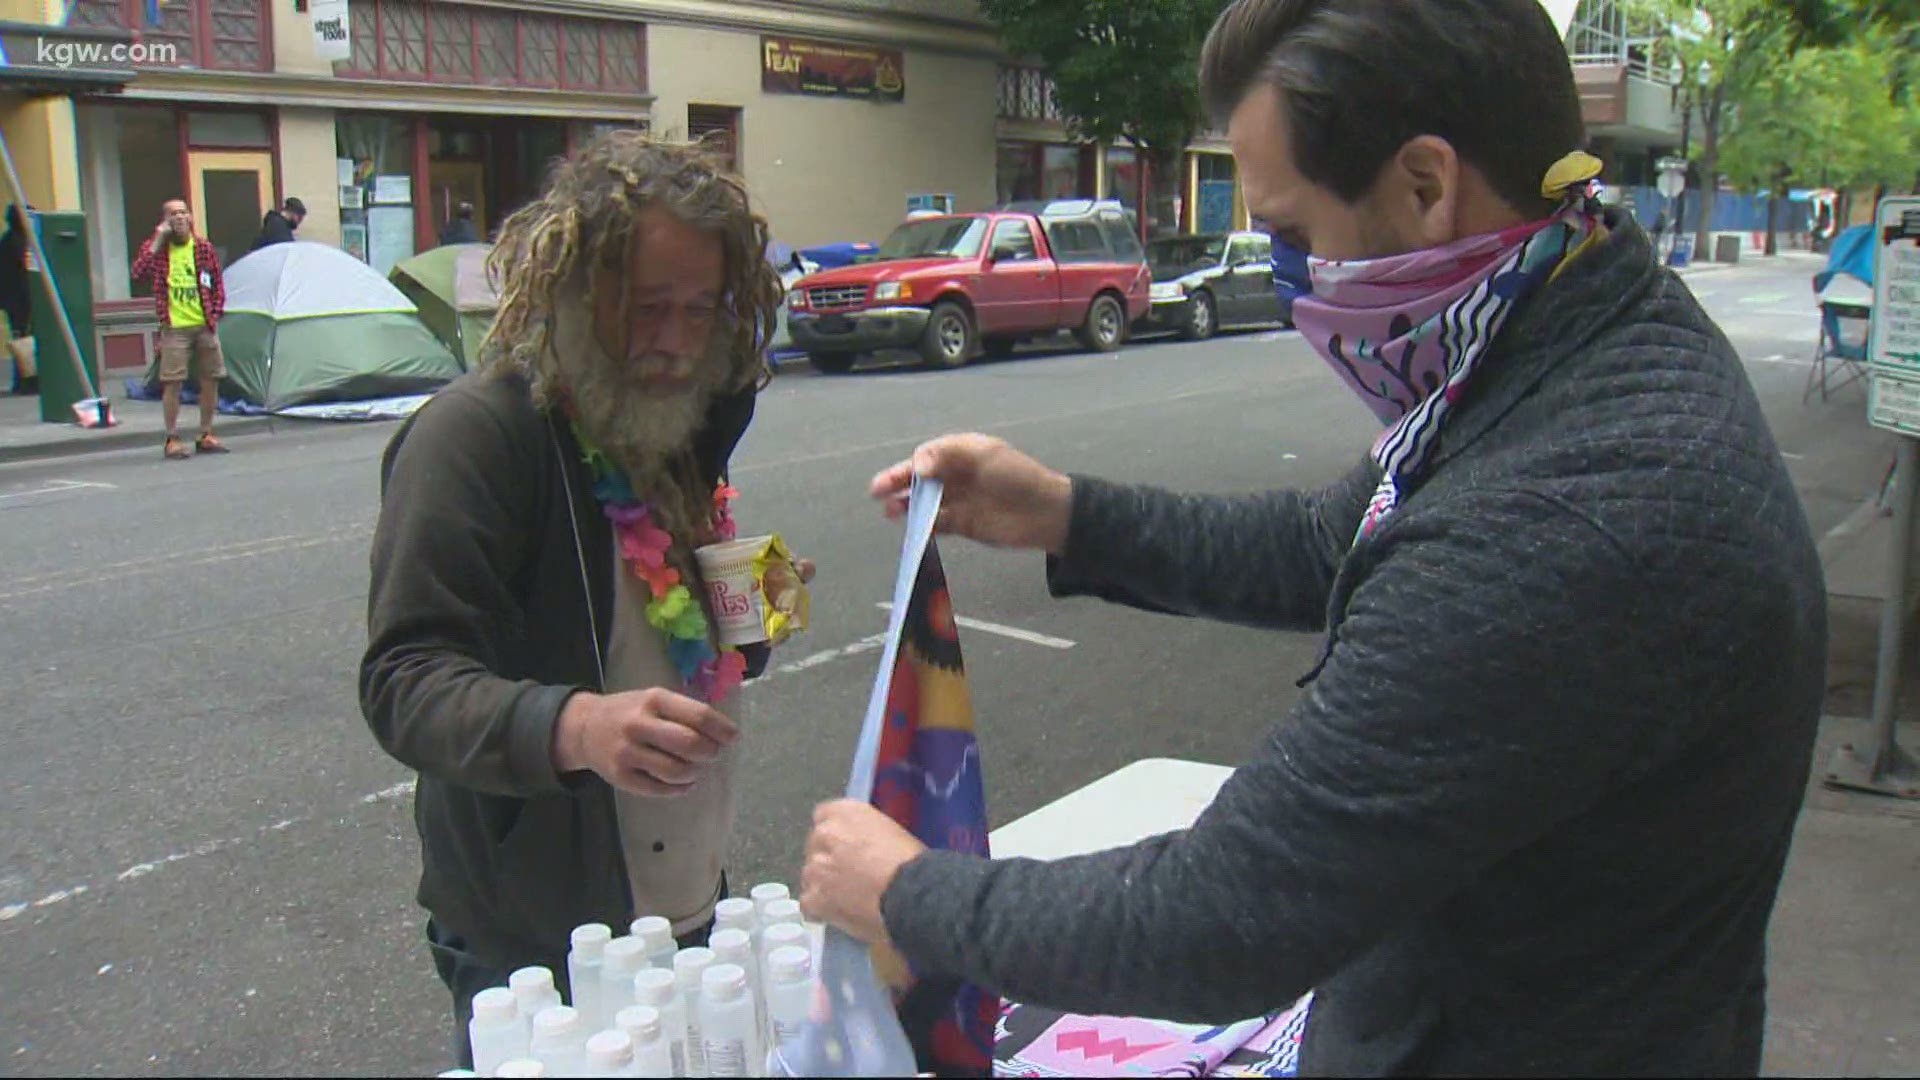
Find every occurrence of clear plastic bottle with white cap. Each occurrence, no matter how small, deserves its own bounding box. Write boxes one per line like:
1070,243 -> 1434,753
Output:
630,916 -> 678,971
632,968 -> 689,1078
469,986 -> 531,1077
615,1004 -> 675,1079
673,947 -> 716,1078
437,1071 -> 479,1078
762,945 -> 813,1054
714,897 -> 756,940
569,923 -> 614,1031
708,929 -> 762,1042
584,1028 -> 637,1078
699,963 -> 759,1078
494,1060 -> 547,1079
529,1004 -> 590,1078
510,966 -> 564,1038
748,884 -> 790,933
758,922 -> 808,971
600,936 -> 650,1025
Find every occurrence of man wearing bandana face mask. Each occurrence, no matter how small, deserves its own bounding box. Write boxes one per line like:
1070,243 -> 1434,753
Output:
797,0 -> 1826,1076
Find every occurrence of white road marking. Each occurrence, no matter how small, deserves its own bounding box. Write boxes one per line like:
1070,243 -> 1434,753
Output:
875,602 -> 1076,649
0,479 -> 116,503
748,633 -> 889,688
1738,293 -> 1790,305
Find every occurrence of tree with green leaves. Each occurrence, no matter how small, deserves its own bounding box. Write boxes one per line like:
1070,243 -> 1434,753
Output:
977,0 -> 1230,235
1719,38 -> 1920,251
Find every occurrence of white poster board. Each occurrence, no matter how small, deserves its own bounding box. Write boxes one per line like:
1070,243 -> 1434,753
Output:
366,206 -> 414,278
373,174 -> 412,205
311,0 -> 351,62
1868,197 -> 1920,435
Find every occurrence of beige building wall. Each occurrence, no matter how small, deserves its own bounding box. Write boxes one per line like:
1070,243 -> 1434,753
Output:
277,108 -> 341,247
646,22 -> 997,249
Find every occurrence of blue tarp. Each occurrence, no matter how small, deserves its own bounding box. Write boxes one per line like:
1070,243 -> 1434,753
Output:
799,242 -> 877,270
1814,224 -> 1874,293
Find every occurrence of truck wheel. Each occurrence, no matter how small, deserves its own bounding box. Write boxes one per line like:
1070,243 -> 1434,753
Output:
1179,290 -> 1218,342
1076,293 -> 1127,353
919,302 -> 975,369
809,352 -> 858,375
982,336 -> 1018,359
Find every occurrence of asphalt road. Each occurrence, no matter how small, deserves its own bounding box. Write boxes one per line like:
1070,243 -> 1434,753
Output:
0,252 -> 1882,1076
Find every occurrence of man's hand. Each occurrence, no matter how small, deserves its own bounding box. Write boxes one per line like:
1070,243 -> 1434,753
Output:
800,799 -> 927,947
551,687 -> 740,797
153,220 -> 170,244
868,434 -> 1073,555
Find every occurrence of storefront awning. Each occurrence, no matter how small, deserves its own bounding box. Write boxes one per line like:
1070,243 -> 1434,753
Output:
0,20 -> 137,98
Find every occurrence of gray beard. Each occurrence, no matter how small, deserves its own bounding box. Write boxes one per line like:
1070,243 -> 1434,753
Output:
547,299 -> 713,478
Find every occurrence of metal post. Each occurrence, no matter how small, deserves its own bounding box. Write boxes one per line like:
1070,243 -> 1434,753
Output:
0,128 -> 100,402
1827,434 -> 1920,797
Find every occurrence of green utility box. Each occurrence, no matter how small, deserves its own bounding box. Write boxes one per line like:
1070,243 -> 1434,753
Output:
26,210 -> 100,423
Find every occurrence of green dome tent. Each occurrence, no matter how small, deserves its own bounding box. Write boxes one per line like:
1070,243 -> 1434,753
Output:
389,243 -> 500,370
156,241 -> 462,410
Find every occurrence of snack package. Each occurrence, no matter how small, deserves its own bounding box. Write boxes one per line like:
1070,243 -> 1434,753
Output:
695,533 -> 811,647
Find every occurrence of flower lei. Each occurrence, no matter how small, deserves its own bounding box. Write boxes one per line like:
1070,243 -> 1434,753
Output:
571,420 -> 747,703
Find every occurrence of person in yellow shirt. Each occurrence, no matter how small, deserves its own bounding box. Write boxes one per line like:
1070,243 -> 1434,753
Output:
130,199 -> 228,459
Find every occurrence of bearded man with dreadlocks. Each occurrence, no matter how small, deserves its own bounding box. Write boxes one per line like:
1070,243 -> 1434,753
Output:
360,132 -> 808,1063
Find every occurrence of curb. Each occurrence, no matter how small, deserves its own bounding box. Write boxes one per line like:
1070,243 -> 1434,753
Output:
0,413 -> 280,467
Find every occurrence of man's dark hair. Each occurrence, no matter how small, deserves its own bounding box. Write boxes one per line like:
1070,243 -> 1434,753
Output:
456,202 -> 474,220
283,196 -> 306,216
1200,0 -> 1586,214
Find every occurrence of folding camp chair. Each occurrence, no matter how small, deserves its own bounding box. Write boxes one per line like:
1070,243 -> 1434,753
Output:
1804,224 -> 1876,404
1804,298 -> 1872,402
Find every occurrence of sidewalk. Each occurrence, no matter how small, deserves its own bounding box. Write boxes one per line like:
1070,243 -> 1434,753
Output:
1766,423 -> 1920,1074
0,387 -> 276,466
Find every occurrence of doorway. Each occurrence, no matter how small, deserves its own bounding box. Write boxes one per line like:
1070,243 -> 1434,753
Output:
187,150 -> 275,267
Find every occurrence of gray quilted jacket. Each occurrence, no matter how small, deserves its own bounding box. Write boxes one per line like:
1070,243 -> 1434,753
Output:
880,212 -> 1826,1077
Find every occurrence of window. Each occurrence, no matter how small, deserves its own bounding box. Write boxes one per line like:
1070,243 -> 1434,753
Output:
1043,220 -> 1109,264
878,217 -> 989,261
1097,213 -> 1145,261
67,0 -> 270,71
687,105 -> 741,172
339,0 -> 646,92
1227,236 -> 1266,267
989,220 -> 1038,261
186,111 -> 270,148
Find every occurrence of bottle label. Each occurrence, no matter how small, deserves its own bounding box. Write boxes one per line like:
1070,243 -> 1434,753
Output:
685,1018 -> 707,1076
669,1037 -> 686,1077
772,1018 -> 803,1045
704,1036 -> 747,1078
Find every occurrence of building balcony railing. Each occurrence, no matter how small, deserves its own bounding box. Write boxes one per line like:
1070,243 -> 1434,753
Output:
997,64 -> 1062,122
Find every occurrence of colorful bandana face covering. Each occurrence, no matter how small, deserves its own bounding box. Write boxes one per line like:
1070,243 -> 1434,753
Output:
1273,152 -> 1608,543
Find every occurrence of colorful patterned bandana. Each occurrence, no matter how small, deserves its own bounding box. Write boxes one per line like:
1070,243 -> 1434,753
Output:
1277,152 -> 1607,543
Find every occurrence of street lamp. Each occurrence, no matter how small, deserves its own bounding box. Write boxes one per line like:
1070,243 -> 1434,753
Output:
1656,157 -> 1690,264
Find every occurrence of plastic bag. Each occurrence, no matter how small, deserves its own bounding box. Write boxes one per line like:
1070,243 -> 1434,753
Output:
769,475 -> 999,1077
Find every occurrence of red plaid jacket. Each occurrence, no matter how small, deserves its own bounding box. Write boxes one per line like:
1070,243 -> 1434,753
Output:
131,235 -> 225,330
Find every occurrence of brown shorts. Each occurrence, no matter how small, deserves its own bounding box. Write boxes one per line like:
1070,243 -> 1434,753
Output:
158,325 -> 225,383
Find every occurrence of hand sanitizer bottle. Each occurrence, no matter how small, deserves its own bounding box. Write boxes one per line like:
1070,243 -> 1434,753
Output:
699,964 -> 759,1078
494,1060 -> 547,1078
762,946 -> 812,1053
748,884 -> 790,934
570,923 -> 614,1031
615,1004 -> 675,1079
673,948 -> 716,1078
584,1029 -> 636,1078
708,929 -> 762,1044
510,967 -> 564,1039
631,915 -> 678,971
714,897 -> 756,940
469,986 -> 530,1077
632,968 -> 689,1078
600,936 -> 649,1024
529,1005 -> 589,1078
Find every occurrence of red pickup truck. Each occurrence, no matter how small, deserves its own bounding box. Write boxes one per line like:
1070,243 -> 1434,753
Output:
785,200 -> 1152,372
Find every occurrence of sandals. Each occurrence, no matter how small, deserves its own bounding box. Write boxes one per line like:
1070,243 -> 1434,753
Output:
163,433 -> 229,459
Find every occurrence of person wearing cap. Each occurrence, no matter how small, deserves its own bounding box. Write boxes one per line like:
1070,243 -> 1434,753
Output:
251,196 -> 305,251
799,0 -> 1825,1076
440,201 -> 480,246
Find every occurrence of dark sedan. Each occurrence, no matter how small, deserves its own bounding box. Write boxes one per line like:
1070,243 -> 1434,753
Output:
1138,231 -> 1292,341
